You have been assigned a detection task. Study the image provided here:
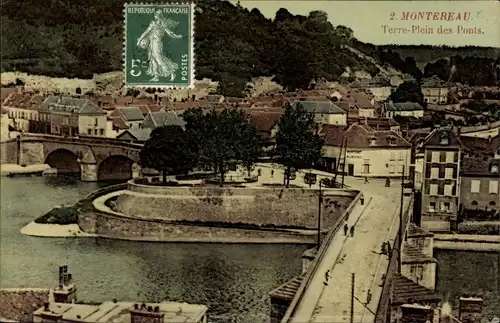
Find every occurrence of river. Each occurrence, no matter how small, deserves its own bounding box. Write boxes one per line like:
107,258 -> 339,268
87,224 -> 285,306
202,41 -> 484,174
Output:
1,176 -> 498,322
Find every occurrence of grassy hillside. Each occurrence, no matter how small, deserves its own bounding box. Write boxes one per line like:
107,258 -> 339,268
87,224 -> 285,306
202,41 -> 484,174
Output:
1,0 -> 498,91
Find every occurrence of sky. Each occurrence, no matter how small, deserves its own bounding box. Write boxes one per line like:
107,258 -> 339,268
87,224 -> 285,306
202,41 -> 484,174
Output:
234,1 -> 500,47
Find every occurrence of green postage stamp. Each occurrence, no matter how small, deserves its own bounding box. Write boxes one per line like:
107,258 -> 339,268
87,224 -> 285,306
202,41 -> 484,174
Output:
124,3 -> 195,88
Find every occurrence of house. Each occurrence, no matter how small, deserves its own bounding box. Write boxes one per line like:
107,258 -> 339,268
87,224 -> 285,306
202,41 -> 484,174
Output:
116,125 -> 152,142
348,117 -> 401,132
2,92 -> 45,132
1,108 -> 13,141
321,124 -> 411,177
421,76 -> 451,105
142,110 -> 186,129
419,128 -> 463,232
292,100 -> 347,125
249,111 -> 282,154
205,94 -> 224,104
32,301 -> 208,323
110,106 -> 144,128
383,102 -> 424,119
460,155 -> 499,212
38,95 -> 108,137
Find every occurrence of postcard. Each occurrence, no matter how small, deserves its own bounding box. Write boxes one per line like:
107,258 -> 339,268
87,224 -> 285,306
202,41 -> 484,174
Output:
1,1 -> 498,323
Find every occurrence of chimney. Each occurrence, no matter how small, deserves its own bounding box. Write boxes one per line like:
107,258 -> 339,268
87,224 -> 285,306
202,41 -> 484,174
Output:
44,302 -> 50,311
131,303 -> 165,323
459,296 -> 483,323
58,266 -> 63,289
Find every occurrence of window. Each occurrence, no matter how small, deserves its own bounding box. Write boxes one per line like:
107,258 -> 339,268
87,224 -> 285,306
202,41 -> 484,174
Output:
439,152 -> 446,163
430,184 -> 438,195
444,184 -> 453,196
428,202 -> 436,212
471,201 -> 478,206
363,159 -> 370,174
491,164 -> 499,174
87,129 -> 92,135
490,201 -> 496,206
446,152 -> 455,163
389,163 -> 395,174
445,168 -> 453,179
431,151 -> 440,163
369,137 -> 376,146
431,167 -> 439,178
441,202 -> 451,212
390,152 -> 396,161
398,164 -> 403,174
399,151 -> 405,161
94,118 -> 98,126
489,181 -> 498,194
94,129 -> 98,135
470,180 -> 480,193
100,129 -> 104,136
440,134 -> 449,145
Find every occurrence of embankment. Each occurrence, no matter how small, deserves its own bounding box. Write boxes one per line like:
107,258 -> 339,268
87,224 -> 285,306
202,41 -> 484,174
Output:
434,234 -> 499,252
76,181 -> 362,243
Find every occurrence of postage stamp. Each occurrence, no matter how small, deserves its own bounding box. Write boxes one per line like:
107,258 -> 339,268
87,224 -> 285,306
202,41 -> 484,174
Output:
123,2 -> 195,88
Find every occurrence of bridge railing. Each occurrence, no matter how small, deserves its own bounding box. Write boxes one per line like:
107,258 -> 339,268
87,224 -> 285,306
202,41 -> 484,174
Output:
374,193 -> 414,323
280,190 -> 364,323
19,133 -> 143,149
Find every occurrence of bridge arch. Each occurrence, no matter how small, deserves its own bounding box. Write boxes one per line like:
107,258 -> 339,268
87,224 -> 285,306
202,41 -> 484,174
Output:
44,149 -> 81,174
97,155 -> 134,181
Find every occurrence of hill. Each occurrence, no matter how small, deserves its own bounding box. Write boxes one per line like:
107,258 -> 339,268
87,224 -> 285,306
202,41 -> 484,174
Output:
1,0 -> 498,93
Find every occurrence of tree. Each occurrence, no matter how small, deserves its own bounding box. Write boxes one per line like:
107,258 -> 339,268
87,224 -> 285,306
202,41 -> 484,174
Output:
139,125 -> 196,185
200,108 -> 260,186
274,102 -> 324,187
390,81 -> 425,106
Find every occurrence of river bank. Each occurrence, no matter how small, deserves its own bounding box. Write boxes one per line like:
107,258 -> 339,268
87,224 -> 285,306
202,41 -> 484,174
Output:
0,164 -> 50,176
434,234 -> 499,252
19,220 -> 499,251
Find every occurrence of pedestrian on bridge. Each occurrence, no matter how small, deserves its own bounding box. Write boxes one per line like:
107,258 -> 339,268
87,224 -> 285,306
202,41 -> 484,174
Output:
366,289 -> 372,305
386,241 -> 392,255
344,223 -> 349,236
324,270 -> 331,286
350,225 -> 355,237
364,176 -> 369,184
271,170 -> 274,178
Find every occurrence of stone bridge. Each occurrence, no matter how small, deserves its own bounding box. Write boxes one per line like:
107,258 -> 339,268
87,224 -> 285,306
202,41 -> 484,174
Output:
0,134 -> 142,181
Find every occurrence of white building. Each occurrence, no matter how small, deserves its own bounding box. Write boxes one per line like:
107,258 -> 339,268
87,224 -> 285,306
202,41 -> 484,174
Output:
383,102 -> 424,119
2,92 -> 44,132
292,100 -> 347,126
320,124 -> 412,177
1,110 -> 12,141
421,76 -> 451,105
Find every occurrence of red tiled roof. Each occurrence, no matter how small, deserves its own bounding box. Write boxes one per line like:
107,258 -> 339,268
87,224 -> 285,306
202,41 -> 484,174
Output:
2,92 -> 45,110
391,274 -> 442,305
111,116 -> 129,130
1,88 -> 17,103
249,111 -> 282,135
322,123 -> 411,148
0,289 -> 50,321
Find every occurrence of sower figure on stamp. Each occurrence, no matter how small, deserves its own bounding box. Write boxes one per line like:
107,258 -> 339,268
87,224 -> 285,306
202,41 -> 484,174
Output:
137,10 -> 182,82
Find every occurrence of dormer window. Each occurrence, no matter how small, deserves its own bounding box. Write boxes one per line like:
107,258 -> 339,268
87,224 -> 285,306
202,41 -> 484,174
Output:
388,136 -> 397,146
440,133 -> 449,145
369,136 -> 376,146
491,163 -> 499,174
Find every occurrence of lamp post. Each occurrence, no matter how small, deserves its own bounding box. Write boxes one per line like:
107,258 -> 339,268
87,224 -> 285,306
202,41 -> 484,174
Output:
317,180 -> 323,249
398,165 -> 405,274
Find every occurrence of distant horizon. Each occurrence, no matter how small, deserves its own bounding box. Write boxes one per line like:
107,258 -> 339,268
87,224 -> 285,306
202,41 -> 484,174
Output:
234,1 -> 500,47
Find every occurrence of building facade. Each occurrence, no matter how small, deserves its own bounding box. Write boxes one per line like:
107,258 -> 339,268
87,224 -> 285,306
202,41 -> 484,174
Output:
383,102 -> 424,119
420,128 -> 462,232
460,157 -> 499,212
292,100 -> 347,126
38,96 -> 108,137
321,124 -> 411,177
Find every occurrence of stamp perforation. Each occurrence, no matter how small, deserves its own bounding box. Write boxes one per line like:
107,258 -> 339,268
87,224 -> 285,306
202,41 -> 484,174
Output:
123,1 -> 196,90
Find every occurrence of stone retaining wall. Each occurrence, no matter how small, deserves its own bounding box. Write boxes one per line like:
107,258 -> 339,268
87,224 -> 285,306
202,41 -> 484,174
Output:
78,211 -> 317,243
115,182 -> 358,230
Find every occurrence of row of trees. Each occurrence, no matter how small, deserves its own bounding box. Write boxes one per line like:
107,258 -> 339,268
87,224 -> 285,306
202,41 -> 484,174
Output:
139,103 -> 324,187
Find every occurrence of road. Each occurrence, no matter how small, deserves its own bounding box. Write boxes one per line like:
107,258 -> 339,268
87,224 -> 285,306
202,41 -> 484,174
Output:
255,164 -> 410,323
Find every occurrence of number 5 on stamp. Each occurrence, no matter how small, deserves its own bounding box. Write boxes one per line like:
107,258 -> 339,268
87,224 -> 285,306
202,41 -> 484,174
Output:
124,3 -> 195,88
